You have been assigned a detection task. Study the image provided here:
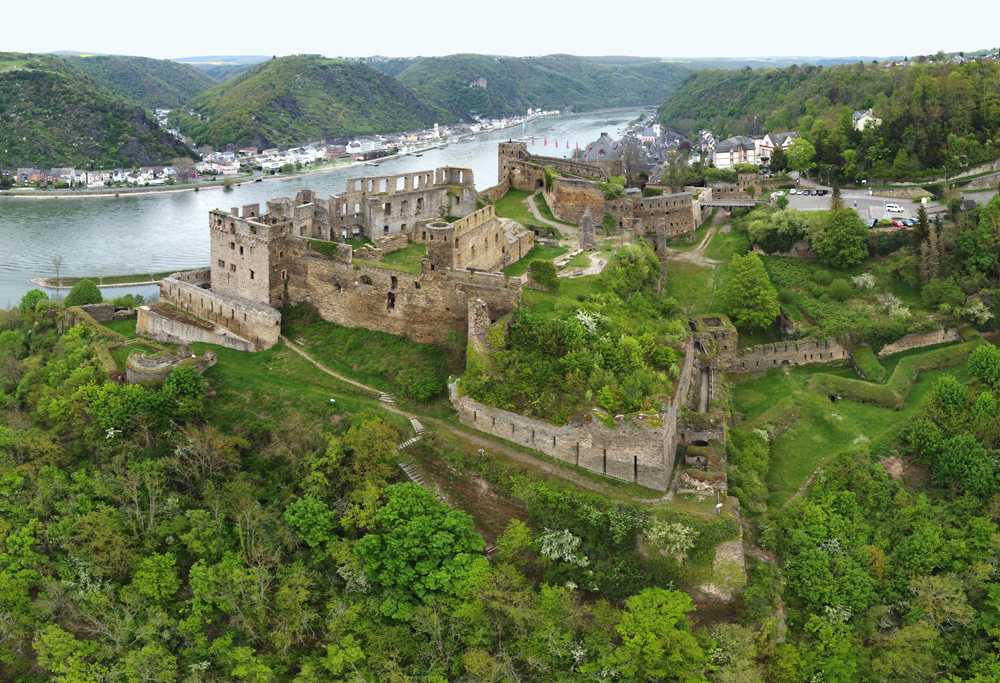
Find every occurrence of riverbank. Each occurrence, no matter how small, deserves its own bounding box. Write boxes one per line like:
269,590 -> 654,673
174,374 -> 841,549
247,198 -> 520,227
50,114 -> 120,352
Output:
31,271 -> 182,290
0,112 -> 567,201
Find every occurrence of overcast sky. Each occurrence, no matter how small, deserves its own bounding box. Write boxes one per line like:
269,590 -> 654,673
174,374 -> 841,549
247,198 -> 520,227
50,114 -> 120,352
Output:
8,0 -> 997,60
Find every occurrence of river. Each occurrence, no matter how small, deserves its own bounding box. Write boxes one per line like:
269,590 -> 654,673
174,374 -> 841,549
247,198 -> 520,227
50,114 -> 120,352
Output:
0,109 -> 644,307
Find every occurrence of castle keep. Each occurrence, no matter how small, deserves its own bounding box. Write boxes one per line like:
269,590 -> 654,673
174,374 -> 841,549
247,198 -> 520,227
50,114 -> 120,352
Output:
138,166 -> 533,350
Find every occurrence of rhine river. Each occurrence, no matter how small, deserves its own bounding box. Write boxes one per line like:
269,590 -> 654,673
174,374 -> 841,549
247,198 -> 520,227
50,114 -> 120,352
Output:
0,109 -> 643,306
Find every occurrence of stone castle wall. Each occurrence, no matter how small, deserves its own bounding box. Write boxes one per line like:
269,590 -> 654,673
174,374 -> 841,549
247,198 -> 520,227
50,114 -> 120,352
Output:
452,302 -> 696,490
878,328 -> 961,357
284,249 -> 522,345
155,271 -> 281,350
724,338 -> 848,372
551,177 -> 606,223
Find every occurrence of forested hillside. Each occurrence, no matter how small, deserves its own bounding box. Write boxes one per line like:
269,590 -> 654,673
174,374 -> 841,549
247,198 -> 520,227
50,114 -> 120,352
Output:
0,53 -> 193,168
62,54 -> 215,109
177,55 -> 440,148
397,54 -> 690,119
659,60 -> 1000,179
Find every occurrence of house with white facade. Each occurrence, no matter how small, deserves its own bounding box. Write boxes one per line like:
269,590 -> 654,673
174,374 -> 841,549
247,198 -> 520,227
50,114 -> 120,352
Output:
755,131 -> 799,166
853,109 -> 882,132
713,136 -> 758,168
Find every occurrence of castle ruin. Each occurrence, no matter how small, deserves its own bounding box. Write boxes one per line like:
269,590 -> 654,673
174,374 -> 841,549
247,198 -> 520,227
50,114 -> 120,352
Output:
138,166 -> 534,350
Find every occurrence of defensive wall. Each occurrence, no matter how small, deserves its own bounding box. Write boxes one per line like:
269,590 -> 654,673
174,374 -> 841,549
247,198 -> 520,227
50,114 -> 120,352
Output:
450,299 -> 697,490
148,269 -> 281,350
878,328 -> 961,357
723,338 -> 849,372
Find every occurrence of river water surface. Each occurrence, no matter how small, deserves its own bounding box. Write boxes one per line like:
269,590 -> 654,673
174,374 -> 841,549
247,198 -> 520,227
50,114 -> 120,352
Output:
0,109 -> 643,306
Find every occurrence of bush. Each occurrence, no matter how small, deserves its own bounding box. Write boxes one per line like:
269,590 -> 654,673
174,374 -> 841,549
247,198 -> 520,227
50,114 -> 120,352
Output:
921,278 -> 965,309
528,260 -> 559,291
64,279 -> 103,307
828,279 -> 853,302
111,293 -> 144,308
396,365 -> 446,402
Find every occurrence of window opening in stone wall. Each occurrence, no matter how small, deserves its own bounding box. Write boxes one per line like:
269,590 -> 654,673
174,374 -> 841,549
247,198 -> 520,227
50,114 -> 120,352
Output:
390,275 -> 397,290
386,292 -> 395,311
249,270 -> 254,280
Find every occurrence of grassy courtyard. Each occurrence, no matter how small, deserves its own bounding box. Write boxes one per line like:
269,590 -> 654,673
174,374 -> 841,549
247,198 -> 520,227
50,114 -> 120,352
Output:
502,243 -> 568,276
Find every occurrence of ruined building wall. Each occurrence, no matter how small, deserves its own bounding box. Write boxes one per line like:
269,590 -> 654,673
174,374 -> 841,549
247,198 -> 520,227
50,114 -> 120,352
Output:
551,177 -> 606,223
724,338 -> 848,372
209,207 -> 291,307
282,244 -> 523,345
633,192 -> 697,238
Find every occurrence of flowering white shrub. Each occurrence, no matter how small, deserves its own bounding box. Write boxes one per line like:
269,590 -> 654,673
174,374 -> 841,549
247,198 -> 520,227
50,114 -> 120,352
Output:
537,528 -> 590,567
644,520 -> 699,561
851,273 -> 876,289
877,293 -> 910,318
962,299 -> 994,326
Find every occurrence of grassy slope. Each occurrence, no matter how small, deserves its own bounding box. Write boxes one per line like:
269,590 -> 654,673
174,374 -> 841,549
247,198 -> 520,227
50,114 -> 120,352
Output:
181,55 -> 440,148
398,54 -> 689,119
733,343 -> 972,508
0,52 -> 193,168
63,55 -> 215,109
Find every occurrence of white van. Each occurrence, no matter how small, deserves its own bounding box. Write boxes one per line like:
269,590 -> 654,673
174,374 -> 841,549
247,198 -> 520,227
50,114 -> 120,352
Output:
885,203 -> 904,213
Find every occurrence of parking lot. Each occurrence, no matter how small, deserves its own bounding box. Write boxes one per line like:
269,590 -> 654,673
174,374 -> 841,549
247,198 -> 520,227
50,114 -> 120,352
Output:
782,188 -> 933,224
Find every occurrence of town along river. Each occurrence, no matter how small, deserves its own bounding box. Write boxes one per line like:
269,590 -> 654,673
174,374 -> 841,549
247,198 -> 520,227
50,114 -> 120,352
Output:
0,109 -> 644,306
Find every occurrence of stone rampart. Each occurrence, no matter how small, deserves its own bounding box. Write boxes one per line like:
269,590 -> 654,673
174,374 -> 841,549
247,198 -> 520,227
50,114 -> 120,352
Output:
156,273 -> 280,350
725,338 -> 848,372
137,305 -> 256,352
878,328 -> 961,357
451,336 -> 696,491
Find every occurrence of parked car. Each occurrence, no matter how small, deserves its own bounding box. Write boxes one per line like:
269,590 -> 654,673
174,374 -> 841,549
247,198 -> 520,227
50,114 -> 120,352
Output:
890,219 -> 904,228
885,203 -> 904,213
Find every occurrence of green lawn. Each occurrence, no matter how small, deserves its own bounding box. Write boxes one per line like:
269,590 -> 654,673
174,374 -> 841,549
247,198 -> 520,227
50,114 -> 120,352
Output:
520,273 -> 603,319
560,252 -> 592,270
494,189 -> 536,225
732,345 -> 972,508
502,244 -> 569,276
705,229 -> 750,262
663,261 -> 721,316
282,305 -> 460,411
101,318 -> 137,338
191,340 -> 407,431
356,242 -> 427,274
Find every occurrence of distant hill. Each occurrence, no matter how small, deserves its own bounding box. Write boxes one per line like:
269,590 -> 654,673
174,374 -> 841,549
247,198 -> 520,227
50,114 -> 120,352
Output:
0,52 -> 193,168
178,55 -> 440,148
658,60 -> 1000,177
62,54 -> 215,109
173,55 -> 271,82
395,54 -> 690,119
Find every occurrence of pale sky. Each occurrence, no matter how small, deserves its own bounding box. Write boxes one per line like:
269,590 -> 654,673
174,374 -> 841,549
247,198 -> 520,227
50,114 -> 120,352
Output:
7,0 -> 997,60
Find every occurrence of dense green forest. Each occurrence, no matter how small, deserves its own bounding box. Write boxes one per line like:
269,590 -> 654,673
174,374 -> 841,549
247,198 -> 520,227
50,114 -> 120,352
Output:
177,55 -> 441,148
396,54 -> 690,120
62,54 -> 216,110
659,60 -> 1000,180
0,53 -> 194,168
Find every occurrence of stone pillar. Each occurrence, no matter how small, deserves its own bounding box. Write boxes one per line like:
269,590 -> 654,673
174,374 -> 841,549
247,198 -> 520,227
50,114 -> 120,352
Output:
580,207 -> 596,250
